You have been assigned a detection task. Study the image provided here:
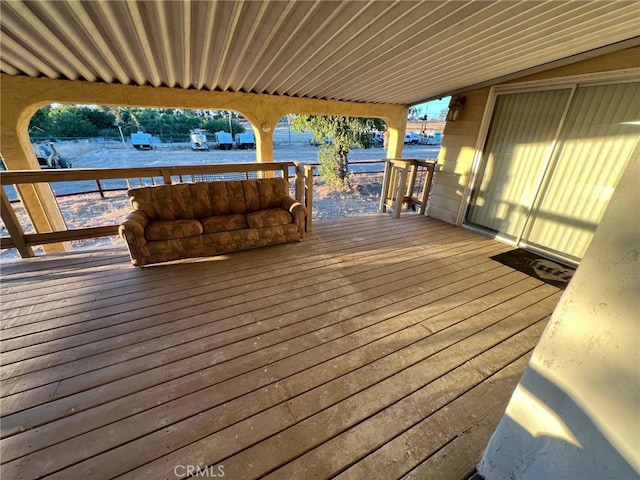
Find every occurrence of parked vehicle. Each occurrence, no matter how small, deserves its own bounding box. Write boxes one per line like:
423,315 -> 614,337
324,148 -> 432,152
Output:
418,132 -> 443,145
32,142 -> 72,169
214,131 -> 233,150
235,132 -> 255,149
190,129 -> 209,150
131,131 -> 154,150
404,132 -> 420,144
371,132 -> 384,147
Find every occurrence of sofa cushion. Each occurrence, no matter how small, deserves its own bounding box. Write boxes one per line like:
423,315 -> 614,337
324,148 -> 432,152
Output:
128,178 -> 292,220
146,219 -> 203,241
242,180 -> 261,212
225,181 -> 247,214
207,181 -> 231,216
257,178 -> 290,210
201,214 -> 248,234
129,183 -> 210,220
245,208 -> 292,228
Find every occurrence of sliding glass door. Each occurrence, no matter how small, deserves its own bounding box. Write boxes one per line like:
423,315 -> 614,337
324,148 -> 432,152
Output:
466,81 -> 639,263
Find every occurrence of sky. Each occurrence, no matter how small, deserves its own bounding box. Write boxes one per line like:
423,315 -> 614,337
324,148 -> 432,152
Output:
411,96 -> 451,121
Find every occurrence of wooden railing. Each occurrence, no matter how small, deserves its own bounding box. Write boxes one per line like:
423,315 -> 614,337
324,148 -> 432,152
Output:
1,162 -> 314,258
379,158 -> 437,218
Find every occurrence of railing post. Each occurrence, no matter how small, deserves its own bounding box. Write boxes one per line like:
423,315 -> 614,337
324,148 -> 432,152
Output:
294,162 -> 304,204
1,187 -> 34,258
395,164 -> 408,218
407,161 -> 418,201
305,165 -> 314,232
419,161 -> 436,215
379,159 -> 391,213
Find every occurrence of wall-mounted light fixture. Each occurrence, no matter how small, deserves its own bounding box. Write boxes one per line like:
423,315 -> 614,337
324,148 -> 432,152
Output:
446,95 -> 467,122
260,123 -> 271,133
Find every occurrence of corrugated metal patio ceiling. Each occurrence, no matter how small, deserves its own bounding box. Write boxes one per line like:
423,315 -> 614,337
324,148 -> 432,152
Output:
1,0 -> 639,106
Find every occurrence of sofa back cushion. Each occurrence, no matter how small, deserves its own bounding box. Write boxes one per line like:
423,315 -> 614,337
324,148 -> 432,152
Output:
129,183 -> 206,220
256,178 -> 290,210
128,177 -> 290,220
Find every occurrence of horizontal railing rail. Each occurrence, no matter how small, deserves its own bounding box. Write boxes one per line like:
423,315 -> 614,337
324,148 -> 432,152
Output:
303,159 -> 387,177
1,161 -> 314,258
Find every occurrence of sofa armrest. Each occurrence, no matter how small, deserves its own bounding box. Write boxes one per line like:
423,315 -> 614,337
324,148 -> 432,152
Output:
281,197 -> 307,237
119,211 -> 150,265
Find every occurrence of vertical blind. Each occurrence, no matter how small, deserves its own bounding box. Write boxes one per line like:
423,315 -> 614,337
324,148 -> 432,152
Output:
524,82 -> 640,260
466,89 -> 571,239
466,81 -> 639,262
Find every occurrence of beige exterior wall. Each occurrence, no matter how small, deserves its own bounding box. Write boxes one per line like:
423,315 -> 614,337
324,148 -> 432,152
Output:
428,46 -> 640,226
429,88 -> 490,224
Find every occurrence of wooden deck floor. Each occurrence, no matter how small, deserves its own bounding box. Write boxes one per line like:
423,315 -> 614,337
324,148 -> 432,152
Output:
0,215 -> 562,480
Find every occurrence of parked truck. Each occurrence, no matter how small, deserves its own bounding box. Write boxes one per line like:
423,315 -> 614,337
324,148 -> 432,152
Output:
131,131 -> 154,150
214,131 -> 233,150
234,132 -> 255,149
190,129 -> 209,150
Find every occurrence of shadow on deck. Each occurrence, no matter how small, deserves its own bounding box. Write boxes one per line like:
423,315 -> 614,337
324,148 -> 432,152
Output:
0,214 -> 562,480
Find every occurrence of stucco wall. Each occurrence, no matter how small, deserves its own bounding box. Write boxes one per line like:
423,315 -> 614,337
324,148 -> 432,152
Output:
428,46 -> 640,226
477,151 -> 639,480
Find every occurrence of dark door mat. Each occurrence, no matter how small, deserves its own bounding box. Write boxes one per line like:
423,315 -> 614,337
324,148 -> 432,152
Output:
490,249 -> 576,289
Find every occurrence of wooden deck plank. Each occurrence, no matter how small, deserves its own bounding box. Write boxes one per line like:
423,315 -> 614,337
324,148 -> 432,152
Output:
0,242 -> 510,399
139,297 -> 557,480
76,287 -> 559,480
0,275 -> 542,463
1,218 -> 429,304
1,216 -> 437,298
267,324 -> 545,479
0,227 -> 480,356
0,245 -> 509,423
1,221 -> 455,317
0,237 -> 503,381
0,220 -> 456,331
400,402 -> 509,480
0,215 -> 562,480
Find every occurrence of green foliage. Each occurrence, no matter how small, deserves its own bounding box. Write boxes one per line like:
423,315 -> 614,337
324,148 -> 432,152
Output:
48,106 -> 100,137
29,105 -> 52,134
29,105 -> 116,138
202,118 -> 245,135
289,115 -> 385,184
28,105 -> 245,140
317,144 -> 344,186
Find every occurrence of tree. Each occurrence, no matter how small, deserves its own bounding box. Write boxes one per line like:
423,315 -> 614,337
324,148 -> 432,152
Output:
29,105 -> 52,136
48,105 -> 100,137
203,118 -> 245,135
28,105 -> 245,141
408,106 -> 420,119
289,115 -> 385,185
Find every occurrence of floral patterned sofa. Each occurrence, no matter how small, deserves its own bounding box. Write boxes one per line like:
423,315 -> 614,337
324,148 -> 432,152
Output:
119,178 -> 306,266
